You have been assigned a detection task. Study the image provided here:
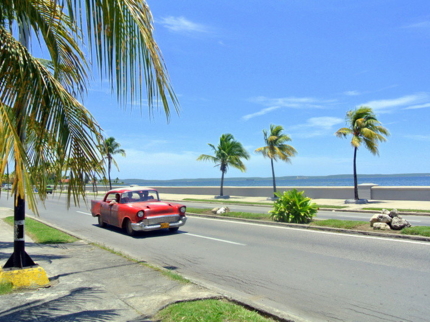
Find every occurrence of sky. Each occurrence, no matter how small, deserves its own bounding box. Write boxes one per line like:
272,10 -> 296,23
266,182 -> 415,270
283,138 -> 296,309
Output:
82,0 -> 430,180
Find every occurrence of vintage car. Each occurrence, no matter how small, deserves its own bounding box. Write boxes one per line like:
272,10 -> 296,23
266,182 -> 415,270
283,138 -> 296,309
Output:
91,186 -> 187,236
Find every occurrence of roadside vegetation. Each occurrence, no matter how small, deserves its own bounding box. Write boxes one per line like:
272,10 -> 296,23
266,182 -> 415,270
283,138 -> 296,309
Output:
154,298 -> 275,322
3,217 -> 78,244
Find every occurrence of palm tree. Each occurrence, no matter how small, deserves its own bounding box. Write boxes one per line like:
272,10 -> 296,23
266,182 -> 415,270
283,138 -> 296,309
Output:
255,125 -> 297,198
103,137 -> 126,190
335,106 -> 389,201
197,134 -> 250,198
1,0 -> 177,269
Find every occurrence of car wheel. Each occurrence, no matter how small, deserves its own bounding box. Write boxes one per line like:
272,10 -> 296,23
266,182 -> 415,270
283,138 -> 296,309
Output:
169,227 -> 179,233
124,219 -> 135,236
98,215 -> 106,228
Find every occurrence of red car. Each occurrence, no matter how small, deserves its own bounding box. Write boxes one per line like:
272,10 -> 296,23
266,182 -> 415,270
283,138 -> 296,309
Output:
91,186 -> 187,236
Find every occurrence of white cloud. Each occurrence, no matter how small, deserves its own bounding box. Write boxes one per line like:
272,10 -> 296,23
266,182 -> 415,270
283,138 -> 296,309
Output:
344,90 -> 361,96
159,16 -> 210,33
243,96 -> 332,121
242,106 -> 281,121
404,102 -> 430,110
404,134 -> 430,141
250,96 -> 326,108
360,93 -> 430,113
403,21 -> 430,29
288,116 -> 344,138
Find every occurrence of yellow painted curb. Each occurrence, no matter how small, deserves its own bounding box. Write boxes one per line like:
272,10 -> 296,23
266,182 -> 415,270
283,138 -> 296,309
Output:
0,266 -> 50,289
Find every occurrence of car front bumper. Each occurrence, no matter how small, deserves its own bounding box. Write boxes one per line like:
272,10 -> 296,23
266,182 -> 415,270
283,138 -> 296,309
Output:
131,215 -> 187,232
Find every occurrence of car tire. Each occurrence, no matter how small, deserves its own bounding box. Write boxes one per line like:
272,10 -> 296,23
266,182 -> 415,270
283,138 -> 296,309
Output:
169,227 -> 179,233
124,219 -> 135,236
98,215 -> 106,228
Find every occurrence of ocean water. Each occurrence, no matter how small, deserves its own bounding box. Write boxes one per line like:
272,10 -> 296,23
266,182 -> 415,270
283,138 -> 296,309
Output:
125,174 -> 430,187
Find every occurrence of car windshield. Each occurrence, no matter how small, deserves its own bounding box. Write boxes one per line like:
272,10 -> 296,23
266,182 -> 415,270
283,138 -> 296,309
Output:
120,190 -> 159,204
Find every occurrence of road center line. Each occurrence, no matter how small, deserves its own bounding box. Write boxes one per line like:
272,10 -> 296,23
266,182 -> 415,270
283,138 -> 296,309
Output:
185,233 -> 246,246
77,211 -> 92,216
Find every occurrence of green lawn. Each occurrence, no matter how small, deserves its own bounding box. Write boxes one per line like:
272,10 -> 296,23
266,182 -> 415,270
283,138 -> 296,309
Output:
155,299 -> 275,322
3,216 -> 78,244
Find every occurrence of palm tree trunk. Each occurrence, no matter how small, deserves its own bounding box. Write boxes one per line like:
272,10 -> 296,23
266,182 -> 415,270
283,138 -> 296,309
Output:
4,104 -> 36,269
108,156 -> 112,190
270,158 -> 277,197
353,147 -> 359,200
220,170 -> 225,196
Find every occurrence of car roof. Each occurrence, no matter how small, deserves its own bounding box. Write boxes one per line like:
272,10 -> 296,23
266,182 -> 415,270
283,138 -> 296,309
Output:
107,186 -> 156,194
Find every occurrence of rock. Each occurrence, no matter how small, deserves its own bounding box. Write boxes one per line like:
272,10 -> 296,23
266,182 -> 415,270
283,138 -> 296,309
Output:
211,207 -> 219,214
369,213 -> 392,227
388,209 -> 399,218
373,222 -> 391,230
390,217 -> 411,230
216,207 -> 230,214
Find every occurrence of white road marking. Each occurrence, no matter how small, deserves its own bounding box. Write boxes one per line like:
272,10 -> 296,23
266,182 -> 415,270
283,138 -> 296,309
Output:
185,233 -> 246,246
191,216 -> 430,246
77,211 -> 92,216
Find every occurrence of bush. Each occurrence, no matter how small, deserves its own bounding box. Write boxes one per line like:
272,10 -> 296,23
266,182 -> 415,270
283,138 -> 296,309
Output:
269,189 -> 318,224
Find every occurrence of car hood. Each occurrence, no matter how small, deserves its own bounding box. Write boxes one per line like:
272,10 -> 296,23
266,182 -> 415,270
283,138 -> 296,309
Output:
126,201 -> 184,216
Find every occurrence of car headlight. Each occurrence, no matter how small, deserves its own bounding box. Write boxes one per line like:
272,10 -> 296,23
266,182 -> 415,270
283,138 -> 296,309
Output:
137,210 -> 144,218
179,206 -> 186,214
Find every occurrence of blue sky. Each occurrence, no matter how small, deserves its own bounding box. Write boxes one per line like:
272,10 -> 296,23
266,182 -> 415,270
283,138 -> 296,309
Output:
84,0 -> 430,180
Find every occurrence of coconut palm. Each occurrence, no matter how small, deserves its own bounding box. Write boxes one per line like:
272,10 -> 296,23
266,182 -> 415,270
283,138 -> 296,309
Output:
1,0 -> 177,268
335,106 -> 389,200
197,134 -> 250,197
255,125 -> 297,198
103,137 -> 126,190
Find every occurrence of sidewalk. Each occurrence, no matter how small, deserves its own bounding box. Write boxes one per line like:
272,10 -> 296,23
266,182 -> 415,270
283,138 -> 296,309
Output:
0,208 -> 220,322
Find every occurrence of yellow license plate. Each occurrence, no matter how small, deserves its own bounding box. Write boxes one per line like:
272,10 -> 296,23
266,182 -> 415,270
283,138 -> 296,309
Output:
160,223 -> 169,229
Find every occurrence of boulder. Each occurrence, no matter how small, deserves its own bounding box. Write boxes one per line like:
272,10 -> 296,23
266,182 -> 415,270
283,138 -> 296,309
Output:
369,213 -> 392,227
211,207 -> 219,214
216,206 -> 230,214
373,222 -> 391,230
390,217 -> 411,230
387,209 -> 399,218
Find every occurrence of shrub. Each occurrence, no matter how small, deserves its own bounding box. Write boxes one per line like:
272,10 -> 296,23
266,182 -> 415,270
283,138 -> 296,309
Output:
269,189 -> 318,224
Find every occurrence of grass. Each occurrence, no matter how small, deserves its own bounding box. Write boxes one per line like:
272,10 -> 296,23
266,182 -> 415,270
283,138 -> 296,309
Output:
154,298 -> 275,322
363,207 -> 430,213
187,207 -> 271,221
317,205 -> 348,209
4,216 -> 78,244
401,226 -> 430,237
184,198 -> 273,206
311,219 -> 368,229
0,281 -> 14,295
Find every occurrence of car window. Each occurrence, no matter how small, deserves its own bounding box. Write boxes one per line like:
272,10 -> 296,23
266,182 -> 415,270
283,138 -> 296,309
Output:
105,193 -> 119,203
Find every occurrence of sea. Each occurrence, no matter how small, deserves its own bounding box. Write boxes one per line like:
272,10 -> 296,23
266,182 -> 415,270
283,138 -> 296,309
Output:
123,174 -> 430,187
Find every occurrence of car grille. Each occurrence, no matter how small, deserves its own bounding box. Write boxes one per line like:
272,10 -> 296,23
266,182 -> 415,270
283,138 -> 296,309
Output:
145,215 -> 181,225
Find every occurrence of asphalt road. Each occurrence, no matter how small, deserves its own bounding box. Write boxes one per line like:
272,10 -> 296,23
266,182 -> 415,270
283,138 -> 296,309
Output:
1,194 -> 430,321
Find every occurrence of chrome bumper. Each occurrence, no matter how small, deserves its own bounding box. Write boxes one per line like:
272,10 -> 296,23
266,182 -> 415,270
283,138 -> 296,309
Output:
131,215 -> 187,232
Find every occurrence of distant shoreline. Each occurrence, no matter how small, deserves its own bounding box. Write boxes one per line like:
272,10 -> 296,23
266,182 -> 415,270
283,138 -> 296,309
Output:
116,173 -> 430,187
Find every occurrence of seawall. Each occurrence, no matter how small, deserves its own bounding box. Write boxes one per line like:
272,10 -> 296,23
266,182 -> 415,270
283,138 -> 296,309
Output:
151,185 -> 430,201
